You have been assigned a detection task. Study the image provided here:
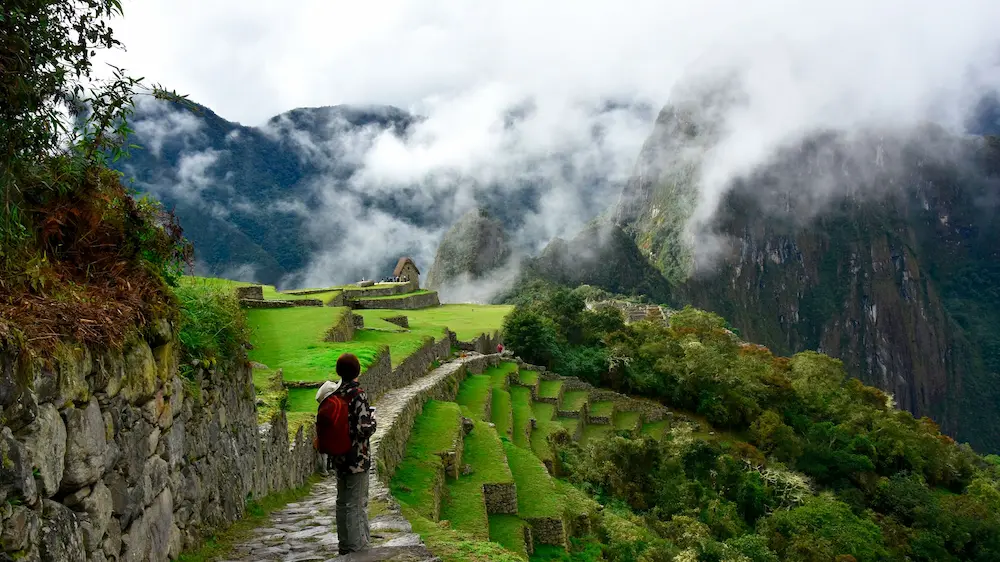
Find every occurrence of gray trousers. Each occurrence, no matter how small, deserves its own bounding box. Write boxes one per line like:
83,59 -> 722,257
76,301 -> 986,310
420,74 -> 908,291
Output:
336,469 -> 371,553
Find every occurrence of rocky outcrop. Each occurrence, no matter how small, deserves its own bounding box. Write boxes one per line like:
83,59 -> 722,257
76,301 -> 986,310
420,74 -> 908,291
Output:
0,326 -> 319,562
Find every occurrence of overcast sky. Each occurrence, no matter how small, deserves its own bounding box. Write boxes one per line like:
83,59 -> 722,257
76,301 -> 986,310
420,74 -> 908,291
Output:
107,0 -> 1000,127
105,0 -> 1000,291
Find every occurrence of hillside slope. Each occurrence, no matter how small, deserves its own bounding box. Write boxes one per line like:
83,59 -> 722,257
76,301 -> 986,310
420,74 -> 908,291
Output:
616,94 -> 1000,451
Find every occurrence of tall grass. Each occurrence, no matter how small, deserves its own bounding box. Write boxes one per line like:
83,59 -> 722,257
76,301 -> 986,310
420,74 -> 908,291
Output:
174,279 -> 251,371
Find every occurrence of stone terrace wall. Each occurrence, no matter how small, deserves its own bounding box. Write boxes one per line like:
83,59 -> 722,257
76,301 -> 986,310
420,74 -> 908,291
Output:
239,299 -> 323,308
0,325 -> 318,562
348,291 -> 441,310
383,316 -> 409,329
370,354 -> 499,485
358,348 -> 392,401
341,284 -> 410,299
323,311 -> 355,343
451,330 -> 503,355
236,286 -> 263,300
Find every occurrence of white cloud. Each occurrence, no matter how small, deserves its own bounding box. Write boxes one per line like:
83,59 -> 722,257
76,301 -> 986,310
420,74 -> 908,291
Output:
102,0 -> 1000,291
130,95 -> 204,157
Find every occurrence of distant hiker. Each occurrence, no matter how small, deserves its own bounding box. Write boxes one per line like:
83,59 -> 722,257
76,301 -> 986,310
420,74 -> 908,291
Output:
315,353 -> 377,555
497,343 -> 505,354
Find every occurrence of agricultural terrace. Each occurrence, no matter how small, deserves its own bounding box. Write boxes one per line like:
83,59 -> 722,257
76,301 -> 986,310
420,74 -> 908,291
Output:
391,360 -> 664,560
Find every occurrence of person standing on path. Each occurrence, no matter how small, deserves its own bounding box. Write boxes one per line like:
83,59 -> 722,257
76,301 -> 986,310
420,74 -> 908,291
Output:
316,353 -> 377,555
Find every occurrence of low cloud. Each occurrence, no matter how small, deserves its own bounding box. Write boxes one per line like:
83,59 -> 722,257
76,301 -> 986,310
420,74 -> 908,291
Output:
107,0 -> 1000,293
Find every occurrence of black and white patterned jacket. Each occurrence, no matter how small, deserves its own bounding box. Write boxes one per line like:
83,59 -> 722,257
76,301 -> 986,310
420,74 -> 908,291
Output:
330,380 -> 377,474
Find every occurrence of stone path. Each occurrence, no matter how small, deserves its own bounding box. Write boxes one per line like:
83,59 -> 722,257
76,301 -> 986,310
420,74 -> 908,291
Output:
224,475 -> 438,562
226,355 -> 494,561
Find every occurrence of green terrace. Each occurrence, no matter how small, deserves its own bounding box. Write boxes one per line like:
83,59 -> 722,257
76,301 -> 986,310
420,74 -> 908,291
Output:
187,271 -> 512,436
392,360 -> 668,560
181,275 -> 344,304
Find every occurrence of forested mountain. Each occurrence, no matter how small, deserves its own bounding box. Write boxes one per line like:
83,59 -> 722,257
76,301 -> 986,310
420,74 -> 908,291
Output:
615,91 -> 1000,452
118,99 -> 645,287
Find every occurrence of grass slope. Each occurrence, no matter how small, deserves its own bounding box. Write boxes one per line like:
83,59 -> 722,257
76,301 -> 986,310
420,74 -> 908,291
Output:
511,387 -> 534,449
492,389 -> 513,439
518,370 -> 540,386
641,420 -> 670,440
392,401 -> 463,519
503,442 -> 562,519
555,417 -> 579,436
488,515 -> 529,559
360,304 -> 513,341
246,307 -> 359,383
580,424 -> 612,446
613,411 -> 641,431
441,413 -> 513,538
538,380 -> 562,400
530,402 -> 557,462
588,401 -> 614,418
488,363 -> 519,439
560,391 -> 588,412
456,375 -> 493,421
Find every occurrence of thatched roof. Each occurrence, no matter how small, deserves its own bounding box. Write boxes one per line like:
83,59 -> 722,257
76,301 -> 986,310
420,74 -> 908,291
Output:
393,257 -> 420,277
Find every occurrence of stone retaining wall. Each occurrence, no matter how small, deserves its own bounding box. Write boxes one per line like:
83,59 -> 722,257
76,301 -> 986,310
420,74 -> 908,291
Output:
351,313 -> 364,328
239,298 -> 323,308
341,284 -> 411,299
383,316 -> 409,329
369,354 -> 500,486
483,482 -> 517,514
323,311 -> 355,343
0,325 -> 318,562
236,286 -> 264,299
359,348 -> 392,402
451,331 -> 503,355
348,291 -> 441,310
527,516 -> 567,548
556,403 -> 587,419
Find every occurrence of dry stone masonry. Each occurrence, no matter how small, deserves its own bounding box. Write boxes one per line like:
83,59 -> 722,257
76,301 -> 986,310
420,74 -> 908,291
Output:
0,322 -> 319,562
347,292 -> 441,311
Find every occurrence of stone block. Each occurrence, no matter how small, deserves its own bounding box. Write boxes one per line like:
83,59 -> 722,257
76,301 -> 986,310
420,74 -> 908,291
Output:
21,403 -> 66,498
235,286 -> 263,300
61,398 -> 107,491
39,500 -> 86,561
482,482 -> 517,515
383,315 -> 409,329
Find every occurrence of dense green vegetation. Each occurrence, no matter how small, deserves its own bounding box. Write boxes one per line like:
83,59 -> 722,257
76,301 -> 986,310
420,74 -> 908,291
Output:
0,0 -> 192,351
498,287 -> 1000,561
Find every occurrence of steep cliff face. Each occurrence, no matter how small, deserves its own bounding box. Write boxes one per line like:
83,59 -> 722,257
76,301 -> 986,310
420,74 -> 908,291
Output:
425,208 -> 512,298
523,220 -> 673,305
618,99 -> 1000,450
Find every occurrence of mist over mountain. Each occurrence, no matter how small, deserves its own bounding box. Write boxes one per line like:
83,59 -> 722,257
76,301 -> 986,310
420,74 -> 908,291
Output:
119,96 -> 652,287
608,76 -> 1000,450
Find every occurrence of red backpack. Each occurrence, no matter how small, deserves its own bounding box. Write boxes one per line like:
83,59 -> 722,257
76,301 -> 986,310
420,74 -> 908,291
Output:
316,389 -> 357,456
